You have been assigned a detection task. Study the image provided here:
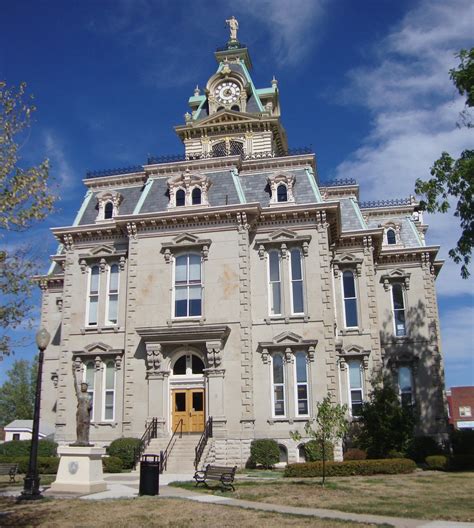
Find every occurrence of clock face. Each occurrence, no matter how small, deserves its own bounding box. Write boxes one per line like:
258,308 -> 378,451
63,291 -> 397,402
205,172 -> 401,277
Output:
215,81 -> 241,104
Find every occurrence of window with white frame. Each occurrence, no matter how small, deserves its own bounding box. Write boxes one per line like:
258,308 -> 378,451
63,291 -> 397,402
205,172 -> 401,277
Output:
172,353 -> 205,376
398,366 -> 414,406
459,406 -> 472,417
295,352 -> 309,416
289,248 -> 304,314
272,354 -> 285,416
174,253 -> 202,317
342,270 -> 358,328
391,283 -> 406,336
106,263 -> 119,325
103,360 -> 115,421
348,360 -> 363,416
277,184 -> 288,202
386,228 -> 397,245
176,188 -> 186,207
191,187 -> 201,205
87,265 -> 100,326
83,361 -> 95,421
268,250 -> 282,316
104,201 -> 114,219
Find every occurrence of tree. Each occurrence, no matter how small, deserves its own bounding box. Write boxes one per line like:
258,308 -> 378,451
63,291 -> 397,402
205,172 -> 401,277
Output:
0,81 -> 56,357
291,395 -> 348,486
0,358 -> 37,427
356,376 -> 416,459
415,48 -> 474,279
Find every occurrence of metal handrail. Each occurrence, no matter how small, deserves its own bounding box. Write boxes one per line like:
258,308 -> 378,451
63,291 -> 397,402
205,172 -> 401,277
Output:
159,419 -> 183,473
133,417 -> 158,469
194,417 -> 213,470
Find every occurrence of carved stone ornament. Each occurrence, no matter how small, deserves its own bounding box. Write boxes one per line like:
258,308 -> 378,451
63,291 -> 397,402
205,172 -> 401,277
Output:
146,343 -> 163,372
73,357 -> 83,372
161,233 -> 212,262
206,341 -> 223,368
338,344 -> 370,370
95,190 -> 123,221
332,253 -> 363,278
258,331 -> 317,363
80,259 -> 87,274
255,229 -> 311,260
115,355 -> 122,370
51,371 -> 59,388
167,169 -> 211,208
56,298 -> 63,312
381,269 -> 411,291
268,172 -> 296,205
381,222 -> 403,247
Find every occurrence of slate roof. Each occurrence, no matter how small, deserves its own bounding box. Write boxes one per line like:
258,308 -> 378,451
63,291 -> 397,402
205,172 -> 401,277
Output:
365,215 -> 423,248
339,198 -> 366,231
5,420 -> 55,437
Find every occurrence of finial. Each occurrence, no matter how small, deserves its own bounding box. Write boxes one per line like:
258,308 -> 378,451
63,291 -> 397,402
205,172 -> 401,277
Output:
271,76 -> 278,88
194,85 -> 200,96
225,16 -> 239,42
184,112 -> 192,123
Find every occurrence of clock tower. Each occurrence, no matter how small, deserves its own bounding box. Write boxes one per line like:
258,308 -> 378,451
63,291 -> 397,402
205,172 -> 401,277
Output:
175,19 -> 288,159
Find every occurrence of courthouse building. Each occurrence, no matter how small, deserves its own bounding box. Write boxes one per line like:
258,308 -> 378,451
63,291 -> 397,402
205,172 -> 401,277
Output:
37,23 -> 447,468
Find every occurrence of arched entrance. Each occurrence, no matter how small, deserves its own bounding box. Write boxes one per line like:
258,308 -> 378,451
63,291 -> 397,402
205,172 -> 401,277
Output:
170,350 -> 206,433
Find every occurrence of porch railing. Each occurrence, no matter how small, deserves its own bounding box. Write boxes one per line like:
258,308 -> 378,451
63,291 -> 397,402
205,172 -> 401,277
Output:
194,417 -> 213,470
133,417 -> 158,469
159,419 -> 183,474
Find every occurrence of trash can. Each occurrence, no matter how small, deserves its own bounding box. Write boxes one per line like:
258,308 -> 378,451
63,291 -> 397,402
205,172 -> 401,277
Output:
139,454 -> 160,496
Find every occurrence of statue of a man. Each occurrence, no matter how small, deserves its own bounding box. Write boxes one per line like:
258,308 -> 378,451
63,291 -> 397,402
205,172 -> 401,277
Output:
71,364 -> 92,446
226,16 -> 239,41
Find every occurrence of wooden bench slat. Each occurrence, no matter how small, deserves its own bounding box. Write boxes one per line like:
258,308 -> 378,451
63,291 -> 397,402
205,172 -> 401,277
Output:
193,464 -> 237,491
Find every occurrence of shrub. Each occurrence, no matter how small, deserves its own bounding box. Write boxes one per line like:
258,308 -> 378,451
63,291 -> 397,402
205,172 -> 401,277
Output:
284,458 -> 416,478
407,436 -> 444,463
102,456 -> 123,473
0,455 -> 59,474
249,439 -> 280,469
425,455 -> 448,470
0,439 -> 57,458
344,448 -> 367,461
451,430 -> 474,455
304,440 -> 334,462
448,454 -> 474,471
387,450 -> 405,459
108,438 -> 142,469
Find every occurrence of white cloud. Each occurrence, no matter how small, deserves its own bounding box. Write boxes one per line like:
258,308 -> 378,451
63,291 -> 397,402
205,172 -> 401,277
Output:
440,306 -> 474,363
44,131 -> 74,188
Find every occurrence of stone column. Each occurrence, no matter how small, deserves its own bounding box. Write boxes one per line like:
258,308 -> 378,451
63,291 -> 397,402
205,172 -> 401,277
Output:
205,341 -> 227,437
145,343 -> 169,437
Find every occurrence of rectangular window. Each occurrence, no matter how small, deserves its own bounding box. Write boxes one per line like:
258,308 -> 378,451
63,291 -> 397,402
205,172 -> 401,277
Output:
272,354 -> 285,416
392,284 -> 406,336
174,254 -> 202,317
87,265 -> 100,326
106,263 -> 119,325
342,271 -> 358,327
84,361 -> 95,422
268,250 -> 282,315
13,433 -> 20,441
398,366 -> 413,406
295,352 -> 309,416
459,406 -> 472,417
348,360 -> 363,416
290,249 -> 304,314
103,360 -> 115,421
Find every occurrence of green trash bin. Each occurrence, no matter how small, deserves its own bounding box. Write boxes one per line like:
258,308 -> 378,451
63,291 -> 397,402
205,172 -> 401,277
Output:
139,454 -> 160,496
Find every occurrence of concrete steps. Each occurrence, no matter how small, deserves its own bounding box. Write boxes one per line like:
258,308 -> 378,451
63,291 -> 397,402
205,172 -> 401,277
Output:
145,433 -> 201,474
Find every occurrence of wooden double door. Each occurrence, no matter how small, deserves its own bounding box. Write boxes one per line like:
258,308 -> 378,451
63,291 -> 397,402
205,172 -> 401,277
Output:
172,389 -> 205,433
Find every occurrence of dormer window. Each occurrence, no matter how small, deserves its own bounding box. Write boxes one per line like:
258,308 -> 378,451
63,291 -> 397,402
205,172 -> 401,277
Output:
277,184 -> 288,202
104,202 -> 114,219
231,105 -> 240,112
387,228 -> 396,245
168,169 -> 211,208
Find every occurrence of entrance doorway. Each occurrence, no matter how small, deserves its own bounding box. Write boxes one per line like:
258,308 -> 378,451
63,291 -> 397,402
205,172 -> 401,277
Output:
172,389 -> 205,433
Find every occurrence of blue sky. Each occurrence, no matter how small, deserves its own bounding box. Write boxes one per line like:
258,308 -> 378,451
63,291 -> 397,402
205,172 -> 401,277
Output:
1,0 -> 473,388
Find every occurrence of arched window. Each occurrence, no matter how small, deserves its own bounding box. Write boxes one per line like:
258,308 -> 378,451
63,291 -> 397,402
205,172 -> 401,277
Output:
278,444 -> 288,464
217,106 -> 224,112
277,184 -> 288,202
192,187 -> 201,205
212,141 -> 227,157
84,361 -> 95,421
172,353 -> 205,376
176,189 -> 186,207
295,352 -> 309,416
174,253 -> 202,317
268,250 -> 281,316
87,265 -> 100,326
231,105 -> 240,112
107,264 -> 119,325
342,271 -> 358,328
229,141 -> 243,156
298,444 -> 306,462
391,283 -> 406,336
387,228 -> 396,245
103,360 -> 115,421
272,354 -> 285,416
104,202 -> 114,219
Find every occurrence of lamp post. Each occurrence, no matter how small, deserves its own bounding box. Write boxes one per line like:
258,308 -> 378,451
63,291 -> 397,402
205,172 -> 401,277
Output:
21,327 -> 50,500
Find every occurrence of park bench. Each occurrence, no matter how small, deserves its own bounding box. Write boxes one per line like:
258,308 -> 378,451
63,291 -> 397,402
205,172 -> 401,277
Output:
0,463 -> 19,483
193,464 -> 237,491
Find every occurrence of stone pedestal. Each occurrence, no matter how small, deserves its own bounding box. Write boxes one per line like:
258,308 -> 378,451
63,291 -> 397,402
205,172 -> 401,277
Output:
50,446 -> 107,494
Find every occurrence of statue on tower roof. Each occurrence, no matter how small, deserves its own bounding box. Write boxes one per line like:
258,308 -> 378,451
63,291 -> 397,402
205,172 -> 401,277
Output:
226,16 -> 239,42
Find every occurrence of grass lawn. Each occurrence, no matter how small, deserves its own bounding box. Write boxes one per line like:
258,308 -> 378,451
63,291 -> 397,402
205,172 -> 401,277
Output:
0,497 -> 384,528
171,471 -> 474,522
0,475 -> 55,490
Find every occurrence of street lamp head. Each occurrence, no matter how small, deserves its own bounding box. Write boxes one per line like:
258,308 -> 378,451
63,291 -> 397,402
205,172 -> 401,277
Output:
35,328 -> 51,351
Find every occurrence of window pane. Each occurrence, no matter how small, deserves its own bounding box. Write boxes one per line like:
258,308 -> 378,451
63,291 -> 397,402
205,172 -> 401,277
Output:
392,284 -> 404,310
399,367 -> 412,391
88,297 -> 98,325
90,267 -> 99,293
175,392 -> 186,411
296,353 -> 307,382
175,286 -> 187,317
387,229 -> 396,244
176,189 -> 185,206
273,355 -> 284,384
271,283 -> 281,314
343,271 -> 356,298
106,362 -> 115,389
189,254 -> 201,282
349,361 -> 362,389
192,187 -> 201,205
174,356 -> 186,375
108,295 -> 118,323
298,390 -> 308,415
269,251 -> 280,281
274,387 -> 284,416
192,392 -> 203,411
104,202 -> 113,219
395,310 -> 406,336
291,250 -> 302,280
189,285 -> 202,316
105,392 -> 114,420
344,298 -> 358,327
85,363 -> 95,388
109,265 -> 119,291
292,281 -> 304,313
175,256 -> 187,283
192,355 -> 204,374
277,184 -> 287,202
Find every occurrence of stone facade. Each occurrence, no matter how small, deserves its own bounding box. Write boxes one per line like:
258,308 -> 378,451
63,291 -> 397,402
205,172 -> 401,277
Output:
36,36 -> 447,467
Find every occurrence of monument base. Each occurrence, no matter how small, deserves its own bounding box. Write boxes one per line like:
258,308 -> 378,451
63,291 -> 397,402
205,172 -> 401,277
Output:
50,446 -> 107,494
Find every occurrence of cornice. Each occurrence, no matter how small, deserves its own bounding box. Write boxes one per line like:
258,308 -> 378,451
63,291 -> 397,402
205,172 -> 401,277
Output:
83,172 -> 146,190
144,155 -> 242,176
241,153 -> 315,172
